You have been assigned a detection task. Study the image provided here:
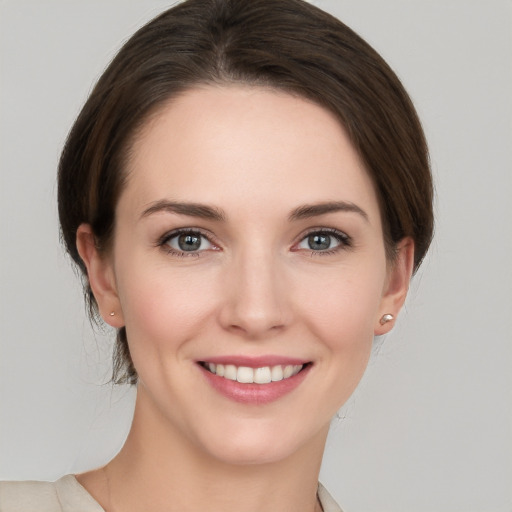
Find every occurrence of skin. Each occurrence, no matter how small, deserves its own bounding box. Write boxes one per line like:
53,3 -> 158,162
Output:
76,85 -> 414,512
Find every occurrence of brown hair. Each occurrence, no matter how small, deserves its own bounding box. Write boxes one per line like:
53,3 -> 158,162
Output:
58,0 -> 434,384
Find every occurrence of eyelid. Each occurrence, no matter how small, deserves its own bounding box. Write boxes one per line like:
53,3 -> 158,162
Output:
292,227 -> 352,252
157,227 -> 220,255
156,226 -> 351,256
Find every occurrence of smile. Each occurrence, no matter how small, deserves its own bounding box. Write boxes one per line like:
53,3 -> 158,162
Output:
201,362 -> 304,384
198,357 -> 312,404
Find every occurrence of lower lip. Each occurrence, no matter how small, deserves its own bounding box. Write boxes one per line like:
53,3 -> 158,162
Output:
199,364 -> 311,404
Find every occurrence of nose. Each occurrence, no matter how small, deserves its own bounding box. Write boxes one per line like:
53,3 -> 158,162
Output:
218,248 -> 290,339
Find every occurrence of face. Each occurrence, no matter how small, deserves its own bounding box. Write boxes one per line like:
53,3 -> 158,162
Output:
80,85 -> 411,466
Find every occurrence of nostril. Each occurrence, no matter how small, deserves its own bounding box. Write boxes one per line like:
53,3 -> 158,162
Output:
217,264 -> 290,336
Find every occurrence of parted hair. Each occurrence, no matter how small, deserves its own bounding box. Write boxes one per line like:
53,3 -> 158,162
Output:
58,0 -> 434,384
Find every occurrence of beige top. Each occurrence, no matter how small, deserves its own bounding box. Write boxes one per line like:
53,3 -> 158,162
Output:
0,475 -> 343,512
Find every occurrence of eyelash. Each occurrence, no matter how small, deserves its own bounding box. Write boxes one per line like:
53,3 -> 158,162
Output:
157,228 -> 217,258
157,227 -> 352,257
295,227 -> 353,256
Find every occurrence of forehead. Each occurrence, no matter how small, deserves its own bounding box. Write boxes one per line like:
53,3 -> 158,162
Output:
121,85 -> 381,224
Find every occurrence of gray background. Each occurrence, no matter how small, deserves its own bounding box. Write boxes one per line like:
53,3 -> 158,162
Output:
1,1 -> 511,511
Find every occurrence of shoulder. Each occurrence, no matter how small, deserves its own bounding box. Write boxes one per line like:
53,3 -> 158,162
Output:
318,482 -> 344,512
0,476 -> 340,512
0,480 -> 63,512
0,475 -> 104,512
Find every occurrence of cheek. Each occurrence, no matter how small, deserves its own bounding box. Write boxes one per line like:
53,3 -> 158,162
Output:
296,262 -> 386,345
293,260 -> 386,404
309,292 -> 380,410
115,259 -> 220,354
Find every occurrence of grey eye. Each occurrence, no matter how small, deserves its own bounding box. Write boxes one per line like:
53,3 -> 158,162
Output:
178,234 -> 202,251
166,232 -> 212,252
307,234 -> 331,251
297,232 -> 344,252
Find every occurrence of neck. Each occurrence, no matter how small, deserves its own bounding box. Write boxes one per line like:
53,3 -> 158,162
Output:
93,386 -> 328,512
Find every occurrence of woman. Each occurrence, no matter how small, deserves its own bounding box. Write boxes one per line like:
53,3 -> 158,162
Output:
0,0 -> 433,510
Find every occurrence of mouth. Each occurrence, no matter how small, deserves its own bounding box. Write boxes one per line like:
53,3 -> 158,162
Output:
199,362 -> 308,384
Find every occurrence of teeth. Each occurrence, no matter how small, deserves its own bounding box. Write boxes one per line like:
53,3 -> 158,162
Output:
203,362 -> 304,384
254,366 -> 272,384
237,366 -> 254,383
283,365 -> 294,378
224,364 -> 237,380
271,365 -> 283,381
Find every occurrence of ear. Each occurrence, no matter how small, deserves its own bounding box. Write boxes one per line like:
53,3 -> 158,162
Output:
76,224 -> 124,328
374,237 -> 415,335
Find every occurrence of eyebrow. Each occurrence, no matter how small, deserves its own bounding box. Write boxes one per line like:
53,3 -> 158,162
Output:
140,200 -> 226,221
140,199 -> 368,223
288,201 -> 369,222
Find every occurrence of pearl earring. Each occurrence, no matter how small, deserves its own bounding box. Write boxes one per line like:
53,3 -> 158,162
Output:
109,312 -> 115,317
380,314 -> 394,325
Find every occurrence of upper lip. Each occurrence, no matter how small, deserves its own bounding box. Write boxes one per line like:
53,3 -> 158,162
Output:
198,355 -> 310,368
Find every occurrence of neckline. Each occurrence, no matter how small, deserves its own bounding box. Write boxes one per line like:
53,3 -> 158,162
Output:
56,475 -> 106,511
61,475 -> 340,512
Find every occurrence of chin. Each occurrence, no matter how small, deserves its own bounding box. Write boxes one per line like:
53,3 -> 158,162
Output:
189,415 -> 329,467
205,438 -> 299,467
